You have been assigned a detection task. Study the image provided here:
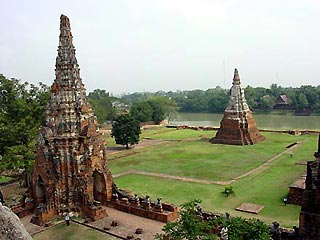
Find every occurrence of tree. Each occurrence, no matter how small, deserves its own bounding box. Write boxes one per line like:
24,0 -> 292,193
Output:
88,89 -> 117,123
297,92 -> 308,110
0,74 -> 50,172
207,89 -> 229,113
259,95 -> 276,110
155,199 -> 271,240
227,217 -> 270,240
130,101 -> 153,122
148,96 -> 178,124
300,85 -> 318,109
155,199 -> 217,240
131,97 -> 178,124
111,114 -> 141,149
244,85 -> 256,109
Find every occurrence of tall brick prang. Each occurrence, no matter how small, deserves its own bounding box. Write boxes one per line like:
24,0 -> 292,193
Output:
210,69 -> 265,145
29,14 -> 113,225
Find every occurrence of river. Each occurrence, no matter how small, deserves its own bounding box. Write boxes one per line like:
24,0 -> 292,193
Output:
170,113 -> 320,130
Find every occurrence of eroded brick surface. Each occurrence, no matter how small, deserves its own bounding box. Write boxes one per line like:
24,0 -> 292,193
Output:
29,15 -> 113,225
299,135 -> 320,239
210,69 -> 265,145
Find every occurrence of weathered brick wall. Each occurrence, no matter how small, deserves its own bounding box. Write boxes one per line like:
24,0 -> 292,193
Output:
287,187 -> 304,205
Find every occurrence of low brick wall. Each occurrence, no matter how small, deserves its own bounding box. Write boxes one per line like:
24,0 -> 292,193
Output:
108,200 -> 178,223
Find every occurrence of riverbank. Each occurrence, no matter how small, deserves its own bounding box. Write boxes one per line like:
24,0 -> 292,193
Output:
171,112 -> 320,130
167,125 -> 319,135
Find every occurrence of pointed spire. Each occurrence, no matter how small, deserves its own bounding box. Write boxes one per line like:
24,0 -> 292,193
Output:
60,14 -> 71,30
58,14 -> 73,48
233,68 -> 241,85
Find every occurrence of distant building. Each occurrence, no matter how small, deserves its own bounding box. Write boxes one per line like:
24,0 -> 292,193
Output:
112,101 -> 129,114
273,95 -> 290,109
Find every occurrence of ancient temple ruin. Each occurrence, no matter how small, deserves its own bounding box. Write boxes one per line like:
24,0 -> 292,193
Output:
22,14 -> 178,226
299,134 -> 320,239
29,15 -> 113,224
210,69 -> 265,145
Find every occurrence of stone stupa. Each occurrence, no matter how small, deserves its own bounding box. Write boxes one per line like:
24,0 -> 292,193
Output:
29,15 -> 113,225
210,69 -> 265,145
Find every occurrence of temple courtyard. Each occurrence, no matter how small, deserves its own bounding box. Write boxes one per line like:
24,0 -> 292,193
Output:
105,127 -> 316,228
2,126 -> 317,238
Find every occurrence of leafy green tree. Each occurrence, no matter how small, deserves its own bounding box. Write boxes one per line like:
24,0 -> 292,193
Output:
131,97 -> 177,124
155,199 -> 217,240
244,85 -> 256,109
88,89 -> 117,123
0,74 -> 50,171
286,88 -> 298,109
155,199 -> 271,240
207,89 -> 228,113
148,96 -> 178,124
300,85 -> 317,109
111,114 -> 141,149
254,87 -> 268,101
259,95 -> 276,110
227,217 -> 270,240
182,90 -> 208,113
268,83 -> 281,98
130,101 -> 153,122
119,83 -> 320,113
148,99 -> 166,124
297,92 -> 308,110
314,99 -> 320,113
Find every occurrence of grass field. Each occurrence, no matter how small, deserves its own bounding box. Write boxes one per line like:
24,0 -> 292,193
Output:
33,222 -> 117,240
108,127 -> 317,227
109,129 -> 312,181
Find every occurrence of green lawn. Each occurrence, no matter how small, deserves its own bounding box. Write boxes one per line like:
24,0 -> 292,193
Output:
103,127 -> 214,147
142,128 -> 214,140
33,223 -> 117,240
101,132 -> 117,147
109,127 -> 317,227
109,131 -> 313,181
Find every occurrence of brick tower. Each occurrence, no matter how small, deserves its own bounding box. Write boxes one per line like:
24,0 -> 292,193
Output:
30,15 -> 113,225
210,69 -> 265,145
299,134 -> 320,239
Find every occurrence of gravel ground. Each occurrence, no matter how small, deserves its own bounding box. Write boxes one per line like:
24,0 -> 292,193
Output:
89,206 -> 165,240
21,206 -> 165,240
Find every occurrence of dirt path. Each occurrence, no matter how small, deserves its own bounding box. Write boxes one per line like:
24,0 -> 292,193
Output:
114,142 -> 301,186
231,142 -> 301,182
114,170 -> 231,185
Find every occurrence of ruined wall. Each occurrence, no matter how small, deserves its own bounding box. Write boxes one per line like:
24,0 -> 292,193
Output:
299,136 -> 320,239
299,160 -> 320,239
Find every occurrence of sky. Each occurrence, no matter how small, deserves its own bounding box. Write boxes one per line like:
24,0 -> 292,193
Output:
1,0 -> 320,94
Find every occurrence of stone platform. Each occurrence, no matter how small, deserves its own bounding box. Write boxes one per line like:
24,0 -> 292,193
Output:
236,203 -> 264,214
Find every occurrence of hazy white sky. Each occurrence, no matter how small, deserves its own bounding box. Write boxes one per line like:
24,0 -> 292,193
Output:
1,0 -> 319,94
